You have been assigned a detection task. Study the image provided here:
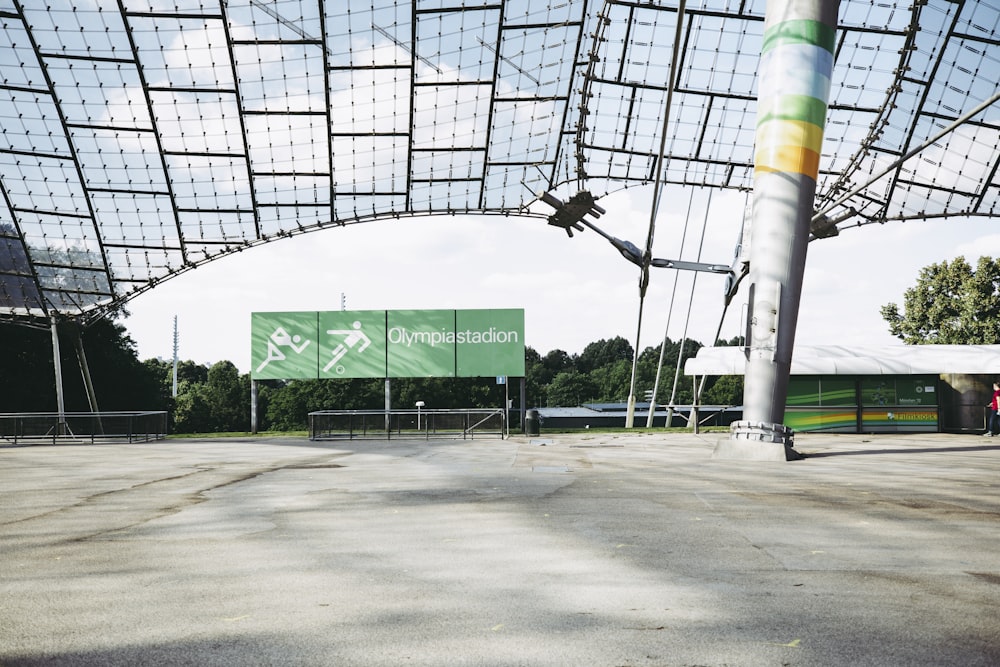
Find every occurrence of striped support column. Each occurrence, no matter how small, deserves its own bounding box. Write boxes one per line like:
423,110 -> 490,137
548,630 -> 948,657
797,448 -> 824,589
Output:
756,13 -> 834,180
718,0 -> 839,460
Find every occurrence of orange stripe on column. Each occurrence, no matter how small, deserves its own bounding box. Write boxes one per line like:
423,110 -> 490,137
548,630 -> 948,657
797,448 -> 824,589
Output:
754,144 -> 821,178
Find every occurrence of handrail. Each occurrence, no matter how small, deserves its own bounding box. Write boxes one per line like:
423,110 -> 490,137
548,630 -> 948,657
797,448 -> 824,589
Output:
308,408 -> 507,441
0,411 -> 168,445
466,409 -> 504,434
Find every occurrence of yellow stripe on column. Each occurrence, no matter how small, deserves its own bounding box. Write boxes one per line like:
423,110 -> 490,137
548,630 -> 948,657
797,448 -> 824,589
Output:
756,119 -> 824,155
754,144 -> 821,178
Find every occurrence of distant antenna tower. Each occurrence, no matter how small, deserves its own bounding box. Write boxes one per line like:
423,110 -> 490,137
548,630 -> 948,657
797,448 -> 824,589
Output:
172,315 -> 179,397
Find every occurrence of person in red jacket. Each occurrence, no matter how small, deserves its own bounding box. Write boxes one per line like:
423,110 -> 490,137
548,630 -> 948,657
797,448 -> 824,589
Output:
986,382 -> 1000,436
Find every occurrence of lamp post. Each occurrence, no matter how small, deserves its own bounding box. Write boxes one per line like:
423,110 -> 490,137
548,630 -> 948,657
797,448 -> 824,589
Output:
415,401 -> 425,431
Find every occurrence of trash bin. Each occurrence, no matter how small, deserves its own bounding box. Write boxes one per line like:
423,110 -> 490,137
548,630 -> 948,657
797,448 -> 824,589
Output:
525,409 -> 540,436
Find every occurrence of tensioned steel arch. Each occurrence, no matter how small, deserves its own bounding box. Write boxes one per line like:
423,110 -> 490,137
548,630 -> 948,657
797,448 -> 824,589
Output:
0,0 -> 997,325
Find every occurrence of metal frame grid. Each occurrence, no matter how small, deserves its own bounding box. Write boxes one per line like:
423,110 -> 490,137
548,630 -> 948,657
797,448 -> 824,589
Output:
0,0 -> 997,324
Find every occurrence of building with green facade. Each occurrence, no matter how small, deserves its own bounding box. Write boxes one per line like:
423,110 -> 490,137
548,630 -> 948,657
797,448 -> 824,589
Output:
685,346 -> 1000,434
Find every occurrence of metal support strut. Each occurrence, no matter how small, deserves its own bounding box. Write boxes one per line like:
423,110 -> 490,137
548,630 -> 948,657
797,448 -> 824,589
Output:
50,316 -> 68,436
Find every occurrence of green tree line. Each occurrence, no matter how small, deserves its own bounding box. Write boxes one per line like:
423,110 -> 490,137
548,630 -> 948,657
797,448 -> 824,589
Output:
5,253 -> 992,433
0,318 -> 744,433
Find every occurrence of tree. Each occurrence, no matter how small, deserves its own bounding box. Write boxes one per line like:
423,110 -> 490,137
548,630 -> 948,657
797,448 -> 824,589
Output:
69,318 -> 165,411
702,375 -> 744,406
204,361 -> 250,431
0,323 -> 60,412
524,346 -> 545,406
546,370 -> 597,407
172,361 -> 250,433
0,317 -> 165,413
176,360 -> 209,385
631,347 -> 665,402
394,377 -> 501,410
537,349 -> 575,383
717,335 -> 745,347
577,336 -> 633,374
526,347 -> 576,406
589,359 -> 631,402
882,256 -> 1000,344
173,383 -> 214,433
264,378 -> 385,431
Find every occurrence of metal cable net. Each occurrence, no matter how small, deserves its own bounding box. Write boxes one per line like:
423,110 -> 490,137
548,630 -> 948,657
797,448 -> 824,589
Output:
0,0 -> 997,324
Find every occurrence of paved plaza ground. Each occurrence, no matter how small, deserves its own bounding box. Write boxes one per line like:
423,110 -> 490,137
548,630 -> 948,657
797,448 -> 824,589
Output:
1,431 -> 999,666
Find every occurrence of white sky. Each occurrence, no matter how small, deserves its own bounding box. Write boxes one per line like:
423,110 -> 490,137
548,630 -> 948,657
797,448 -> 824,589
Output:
122,185 -> 1000,374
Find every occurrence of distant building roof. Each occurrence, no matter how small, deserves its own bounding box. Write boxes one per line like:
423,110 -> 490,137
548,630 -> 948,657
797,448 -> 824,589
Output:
685,345 -> 1000,376
582,402 -> 651,413
537,405 -> 653,419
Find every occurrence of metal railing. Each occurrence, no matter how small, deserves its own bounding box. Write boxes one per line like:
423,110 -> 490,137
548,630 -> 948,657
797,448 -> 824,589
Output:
0,411 -> 168,445
309,408 -> 506,441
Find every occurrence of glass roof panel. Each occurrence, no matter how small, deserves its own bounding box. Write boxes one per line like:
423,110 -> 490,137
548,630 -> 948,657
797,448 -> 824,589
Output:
0,0 -> 996,323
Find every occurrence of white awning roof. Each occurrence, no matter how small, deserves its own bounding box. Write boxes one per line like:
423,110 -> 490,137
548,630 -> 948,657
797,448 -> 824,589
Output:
684,345 -> 1000,376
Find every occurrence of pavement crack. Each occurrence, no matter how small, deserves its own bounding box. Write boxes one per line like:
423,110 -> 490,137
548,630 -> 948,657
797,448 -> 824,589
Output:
10,453 -> 350,544
966,571 -> 1000,585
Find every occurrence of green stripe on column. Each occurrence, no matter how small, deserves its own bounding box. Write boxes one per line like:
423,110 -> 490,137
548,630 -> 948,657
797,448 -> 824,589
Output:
762,19 -> 836,53
757,95 -> 829,128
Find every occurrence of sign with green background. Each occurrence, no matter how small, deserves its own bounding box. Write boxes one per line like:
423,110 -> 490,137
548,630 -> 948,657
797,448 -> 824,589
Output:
387,309 -> 457,378
251,311 -> 319,380
895,376 -> 936,406
251,308 -> 525,380
787,376 -> 857,406
861,376 -> 937,407
319,310 -> 387,378
456,308 -> 525,377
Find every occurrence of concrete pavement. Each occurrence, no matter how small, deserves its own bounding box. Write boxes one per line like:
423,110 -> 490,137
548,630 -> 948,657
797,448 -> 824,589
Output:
1,431 -> 999,666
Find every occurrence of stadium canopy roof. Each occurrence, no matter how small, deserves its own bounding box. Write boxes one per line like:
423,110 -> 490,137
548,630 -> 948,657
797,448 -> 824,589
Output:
1,0 -> 998,325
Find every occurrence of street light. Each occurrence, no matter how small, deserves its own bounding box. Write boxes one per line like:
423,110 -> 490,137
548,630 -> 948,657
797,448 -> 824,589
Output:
415,401 -> 425,430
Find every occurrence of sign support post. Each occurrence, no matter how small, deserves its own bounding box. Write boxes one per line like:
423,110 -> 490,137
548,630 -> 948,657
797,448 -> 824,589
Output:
384,378 -> 391,432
